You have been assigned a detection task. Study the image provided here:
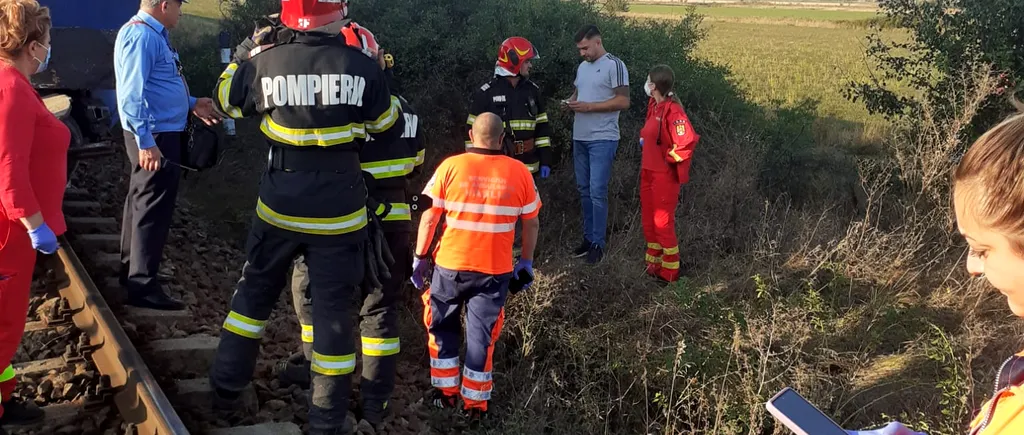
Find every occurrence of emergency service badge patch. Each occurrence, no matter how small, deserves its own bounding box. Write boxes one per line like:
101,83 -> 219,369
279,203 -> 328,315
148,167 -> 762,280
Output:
675,122 -> 686,136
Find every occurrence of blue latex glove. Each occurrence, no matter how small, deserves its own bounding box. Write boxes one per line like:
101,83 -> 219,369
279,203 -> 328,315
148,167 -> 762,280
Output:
846,422 -> 927,435
513,259 -> 534,289
539,166 -> 550,179
639,137 -> 645,148
28,222 -> 58,254
411,256 -> 430,289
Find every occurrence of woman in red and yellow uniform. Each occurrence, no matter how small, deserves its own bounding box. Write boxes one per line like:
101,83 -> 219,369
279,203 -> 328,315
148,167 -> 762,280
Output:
0,0 -> 69,429
638,65 -> 699,282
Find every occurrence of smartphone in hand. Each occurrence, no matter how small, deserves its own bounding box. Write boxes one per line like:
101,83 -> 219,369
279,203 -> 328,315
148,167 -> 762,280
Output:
766,387 -> 847,435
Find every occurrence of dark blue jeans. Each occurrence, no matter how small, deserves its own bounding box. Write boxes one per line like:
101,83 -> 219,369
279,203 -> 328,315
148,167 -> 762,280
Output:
573,139 -> 618,248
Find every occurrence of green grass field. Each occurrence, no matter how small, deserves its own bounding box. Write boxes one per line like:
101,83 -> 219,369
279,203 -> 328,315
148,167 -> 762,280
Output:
631,4 -> 879,22
695,21 -> 907,147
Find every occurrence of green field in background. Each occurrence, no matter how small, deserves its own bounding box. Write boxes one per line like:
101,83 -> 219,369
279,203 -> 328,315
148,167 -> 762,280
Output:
630,4 -> 879,21
695,21 -> 907,146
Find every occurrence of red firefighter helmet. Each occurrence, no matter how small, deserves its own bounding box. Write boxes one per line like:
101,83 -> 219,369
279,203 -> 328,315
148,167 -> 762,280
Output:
280,0 -> 349,31
340,21 -> 380,60
495,36 -> 539,77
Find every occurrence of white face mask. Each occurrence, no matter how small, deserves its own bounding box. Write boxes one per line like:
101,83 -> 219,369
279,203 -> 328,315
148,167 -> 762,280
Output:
644,76 -> 654,97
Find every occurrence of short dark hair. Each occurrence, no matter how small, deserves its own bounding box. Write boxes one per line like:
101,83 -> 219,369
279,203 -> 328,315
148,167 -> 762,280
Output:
574,24 -> 600,43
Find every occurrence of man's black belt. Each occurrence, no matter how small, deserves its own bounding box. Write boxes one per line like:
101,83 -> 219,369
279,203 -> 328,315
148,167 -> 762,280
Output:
268,146 -> 359,172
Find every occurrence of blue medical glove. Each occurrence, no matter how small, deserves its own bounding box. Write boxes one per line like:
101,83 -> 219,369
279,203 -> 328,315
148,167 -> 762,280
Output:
847,422 -> 927,435
539,166 -> 550,179
639,138 -> 645,149
28,222 -> 58,254
513,259 -> 534,289
411,256 -> 430,289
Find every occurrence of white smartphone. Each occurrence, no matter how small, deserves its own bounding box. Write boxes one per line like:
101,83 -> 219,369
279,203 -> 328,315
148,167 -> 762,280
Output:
765,387 -> 847,435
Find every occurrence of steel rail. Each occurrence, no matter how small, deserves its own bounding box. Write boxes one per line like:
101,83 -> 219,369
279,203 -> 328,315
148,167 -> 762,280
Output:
54,235 -> 190,435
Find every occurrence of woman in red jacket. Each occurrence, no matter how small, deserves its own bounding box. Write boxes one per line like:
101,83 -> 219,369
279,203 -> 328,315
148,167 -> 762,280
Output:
0,0 -> 68,428
639,65 -> 699,282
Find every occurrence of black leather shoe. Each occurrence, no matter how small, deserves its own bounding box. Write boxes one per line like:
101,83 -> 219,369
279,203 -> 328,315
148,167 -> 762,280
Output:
0,397 -> 44,426
126,290 -> 185,311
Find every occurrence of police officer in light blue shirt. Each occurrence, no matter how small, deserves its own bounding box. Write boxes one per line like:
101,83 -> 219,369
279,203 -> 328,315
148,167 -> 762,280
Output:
113,0 -> 221,311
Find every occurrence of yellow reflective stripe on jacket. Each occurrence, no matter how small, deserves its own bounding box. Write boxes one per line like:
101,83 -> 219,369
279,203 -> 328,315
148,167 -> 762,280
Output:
509,120 -> 536,131
536,112 -> 549,123
311,351 -> 356,375
261,115 -> 366,147
383,204 -> 411,221
535,137 -> 551,148
361,337 -> 400,357
415,149 -> 425,166
366,96 -> 401,133
525,161 -> 539,173
466,114 -> 477,125
217,63 -> 244,118
361,157 -> 416,179
374,203 -> 411,221
223,311 -> 266,339
256,198 -> 367,235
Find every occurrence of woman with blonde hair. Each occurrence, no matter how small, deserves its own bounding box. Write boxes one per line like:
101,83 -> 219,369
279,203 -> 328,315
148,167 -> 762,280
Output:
638,64 -> 699,282
0,0 -> 69,430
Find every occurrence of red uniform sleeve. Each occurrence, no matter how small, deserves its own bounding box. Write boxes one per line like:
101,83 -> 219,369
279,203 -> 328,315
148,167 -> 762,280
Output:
0,85 -> 40,220
663,103 -> 699,164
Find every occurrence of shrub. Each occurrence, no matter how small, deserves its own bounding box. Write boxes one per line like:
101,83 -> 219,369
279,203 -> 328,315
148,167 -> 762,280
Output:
603,0 -> 630,14
846,0 -> 1024,139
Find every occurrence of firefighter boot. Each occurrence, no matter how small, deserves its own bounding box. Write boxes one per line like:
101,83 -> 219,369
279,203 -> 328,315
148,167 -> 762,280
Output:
361,398 -> 388,427
275,352 -> 311,389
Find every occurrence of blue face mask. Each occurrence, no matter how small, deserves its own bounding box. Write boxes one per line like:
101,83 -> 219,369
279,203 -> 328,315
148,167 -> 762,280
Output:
33,42 -> 50,74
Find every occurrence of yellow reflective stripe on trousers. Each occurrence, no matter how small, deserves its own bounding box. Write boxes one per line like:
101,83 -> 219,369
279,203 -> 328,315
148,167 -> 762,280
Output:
361,337 -> 400,357
256,198 -> 368,236
366,96 -> 401,133
260,115 -> 366,147
311,351 -> 356,376
646,254 -> 662,264
662,261 -> 680,270
301,324 -> 313,343
0,364 -> 14,383
361,157 -> 416,179
223,311 -> 266,339
663,246 -> 680,255
647,243 -> 663,250
217,63 -> 244,118
415,149 -> 425,166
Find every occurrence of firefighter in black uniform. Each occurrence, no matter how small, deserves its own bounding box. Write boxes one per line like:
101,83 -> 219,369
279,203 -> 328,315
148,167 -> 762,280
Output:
276,34 -> 427,428
466,36 -> 552,178
467,36 -> 551,255
206,1 -> 404,434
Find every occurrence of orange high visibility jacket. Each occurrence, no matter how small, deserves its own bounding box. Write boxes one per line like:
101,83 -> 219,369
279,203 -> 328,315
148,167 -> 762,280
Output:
970,350 -> 1024,434
422,148 -> 542,275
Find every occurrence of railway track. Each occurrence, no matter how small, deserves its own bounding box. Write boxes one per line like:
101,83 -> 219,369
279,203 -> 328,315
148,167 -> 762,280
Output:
6,186 -> 302,435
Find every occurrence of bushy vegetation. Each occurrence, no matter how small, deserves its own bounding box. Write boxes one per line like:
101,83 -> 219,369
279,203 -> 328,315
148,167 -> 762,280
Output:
847,0 -> 1024,136
171,0 -> 1024,434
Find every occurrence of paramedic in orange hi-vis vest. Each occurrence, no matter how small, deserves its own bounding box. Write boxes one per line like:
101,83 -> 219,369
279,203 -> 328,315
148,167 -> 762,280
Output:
410,112 -> 541,419
639,65 -> 699,283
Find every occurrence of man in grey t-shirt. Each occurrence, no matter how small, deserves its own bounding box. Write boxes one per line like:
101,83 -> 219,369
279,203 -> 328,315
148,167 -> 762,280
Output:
564,24 -> 630,264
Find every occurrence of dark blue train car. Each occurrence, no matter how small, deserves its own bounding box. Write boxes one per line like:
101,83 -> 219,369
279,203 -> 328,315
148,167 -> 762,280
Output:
33,0 -> 142,168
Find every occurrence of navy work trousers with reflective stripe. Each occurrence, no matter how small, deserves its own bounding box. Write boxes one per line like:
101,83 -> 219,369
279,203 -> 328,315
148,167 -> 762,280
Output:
291,230 -> 410,403
209,223 -> 364,433
424,265 -> 511,408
